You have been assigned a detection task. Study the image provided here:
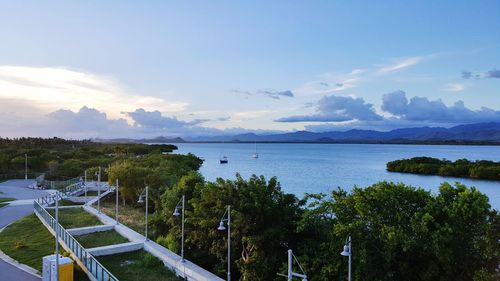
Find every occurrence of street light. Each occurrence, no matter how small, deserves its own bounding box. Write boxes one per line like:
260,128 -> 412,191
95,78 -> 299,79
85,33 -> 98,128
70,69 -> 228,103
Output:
172,195 -> 186,262
25,153 -> 28,180
217,205 -> 231,281
340,236 -> 352,281
277,249 -> 307,281
95,167 -> 101,213
137,185 -> 149,241
54,193 -> 59,281
115,179 -> 119,225
84,170 -> 87,202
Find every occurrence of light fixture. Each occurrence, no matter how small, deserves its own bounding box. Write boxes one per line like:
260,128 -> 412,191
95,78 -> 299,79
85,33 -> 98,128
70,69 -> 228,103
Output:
173,207 -> 180,217
137,196 -> 144,204
341,244 -> 351,256
217,220 -> 226,231
340,236 -> 352,281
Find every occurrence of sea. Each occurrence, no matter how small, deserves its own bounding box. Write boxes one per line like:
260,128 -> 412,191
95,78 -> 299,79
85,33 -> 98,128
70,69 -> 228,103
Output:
174,143 -> 500,209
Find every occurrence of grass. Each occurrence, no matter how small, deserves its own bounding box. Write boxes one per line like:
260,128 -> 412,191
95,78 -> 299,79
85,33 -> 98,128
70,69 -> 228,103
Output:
100,196 -> 146,234
50,199 -> 85,207
0,197 -> 15,208
47,208 -> 102,229
97,250 -> 181,281
0,214 -> 89,280
76,230 -> 129,249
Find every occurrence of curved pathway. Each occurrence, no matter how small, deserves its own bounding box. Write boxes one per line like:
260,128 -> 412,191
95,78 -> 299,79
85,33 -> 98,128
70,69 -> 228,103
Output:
0,180 -> 50,281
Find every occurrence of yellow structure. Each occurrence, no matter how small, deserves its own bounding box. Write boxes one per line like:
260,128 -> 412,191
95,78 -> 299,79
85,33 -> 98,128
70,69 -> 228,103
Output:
58,258 -> 74,281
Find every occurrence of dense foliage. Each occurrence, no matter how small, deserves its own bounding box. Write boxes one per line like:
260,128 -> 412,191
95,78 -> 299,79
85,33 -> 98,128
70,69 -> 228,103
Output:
151,174 -> 499,281
107,153 -> 202,206
0,137 -> 178,181
387,157 -> 500,180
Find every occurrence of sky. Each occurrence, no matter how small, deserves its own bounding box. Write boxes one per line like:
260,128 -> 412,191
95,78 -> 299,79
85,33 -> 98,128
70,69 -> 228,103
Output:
0,0 -> 499,138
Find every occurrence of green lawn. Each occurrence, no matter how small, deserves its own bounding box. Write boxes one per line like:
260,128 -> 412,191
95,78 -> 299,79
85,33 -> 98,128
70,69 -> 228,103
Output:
76,230 -> 129,249
0,197 -> 15,208
97,250 -> 181,281
0,214 -> 89,280
50,199 -> 85,207
100,196 -> 146,234
47,208 -> 102,229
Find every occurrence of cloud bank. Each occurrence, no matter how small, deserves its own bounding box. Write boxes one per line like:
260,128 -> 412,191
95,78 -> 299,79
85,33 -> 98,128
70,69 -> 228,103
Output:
276,95 -> 382,122
276,91 -> 500,127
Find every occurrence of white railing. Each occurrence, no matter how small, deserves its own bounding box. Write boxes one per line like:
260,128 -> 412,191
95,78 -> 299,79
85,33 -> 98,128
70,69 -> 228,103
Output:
34,201 -> 119,281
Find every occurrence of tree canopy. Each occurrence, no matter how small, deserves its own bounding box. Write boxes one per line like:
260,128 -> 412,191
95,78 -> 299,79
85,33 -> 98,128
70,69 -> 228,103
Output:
387,157 -> 500,180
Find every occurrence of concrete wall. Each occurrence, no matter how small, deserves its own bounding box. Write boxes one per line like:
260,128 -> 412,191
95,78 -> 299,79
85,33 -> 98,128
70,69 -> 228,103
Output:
87,242 -> 143,257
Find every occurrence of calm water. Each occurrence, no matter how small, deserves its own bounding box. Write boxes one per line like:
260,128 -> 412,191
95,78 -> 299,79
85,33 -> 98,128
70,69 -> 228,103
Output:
175,143 -> 500,209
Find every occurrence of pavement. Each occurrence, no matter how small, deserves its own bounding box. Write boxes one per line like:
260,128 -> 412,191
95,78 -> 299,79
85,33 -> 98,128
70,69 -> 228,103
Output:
0,179 -> 49,281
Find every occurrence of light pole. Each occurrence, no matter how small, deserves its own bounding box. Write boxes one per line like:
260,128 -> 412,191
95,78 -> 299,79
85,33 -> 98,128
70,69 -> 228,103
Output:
84,170 -> 87,202
217,205 -> 231,281
340,236 -> 352,281
137,185 -> 149,241
173,195 -> 186,262
25,153 -> 28,180
95,167 -> 101,213
115,179 -> 119,225
55,193 -> 59,281
277,249 -> 307,281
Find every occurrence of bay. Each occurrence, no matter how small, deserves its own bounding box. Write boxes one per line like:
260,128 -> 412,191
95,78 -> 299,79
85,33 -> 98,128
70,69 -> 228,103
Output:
175,143 -> 500,209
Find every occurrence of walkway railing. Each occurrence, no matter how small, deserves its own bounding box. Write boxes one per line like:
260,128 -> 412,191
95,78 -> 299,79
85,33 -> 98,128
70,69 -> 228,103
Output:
36,182 -> 84,206
34,200 -> 119,281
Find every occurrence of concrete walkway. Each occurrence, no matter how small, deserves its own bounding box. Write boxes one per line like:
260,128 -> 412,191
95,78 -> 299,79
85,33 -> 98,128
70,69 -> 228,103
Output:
0,180 -> 47,281
84,192 -> 224,281
0,259 -> 40,281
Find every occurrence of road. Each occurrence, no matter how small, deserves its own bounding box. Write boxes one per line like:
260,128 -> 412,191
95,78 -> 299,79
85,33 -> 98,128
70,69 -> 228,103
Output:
0,180 -> 49,281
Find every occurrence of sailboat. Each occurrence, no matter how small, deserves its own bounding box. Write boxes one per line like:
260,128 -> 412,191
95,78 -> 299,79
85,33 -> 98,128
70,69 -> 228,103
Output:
252,141 -> 259,159
220,139 -> 229,164
220,155 -> 228,164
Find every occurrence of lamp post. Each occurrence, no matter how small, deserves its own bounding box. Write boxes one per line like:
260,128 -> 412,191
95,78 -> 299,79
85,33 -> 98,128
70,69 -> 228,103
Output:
217,205 -> 231,281
137,186 -> 149,241
55,193 -> 59,281
24,153 -> 27,180
115,179 -> 119,225
172,195 -> 186,262
84,170 -> 87,202
277,249 -> 307,281
95,167 -> 101,213
340,236 -> 352,281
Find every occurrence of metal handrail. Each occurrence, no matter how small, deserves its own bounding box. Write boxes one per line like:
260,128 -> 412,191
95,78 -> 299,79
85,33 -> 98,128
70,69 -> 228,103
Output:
34,201 -> 119,281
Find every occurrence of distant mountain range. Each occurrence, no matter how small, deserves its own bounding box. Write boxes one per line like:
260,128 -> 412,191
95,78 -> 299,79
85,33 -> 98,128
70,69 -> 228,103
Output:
100,122 -> 500,144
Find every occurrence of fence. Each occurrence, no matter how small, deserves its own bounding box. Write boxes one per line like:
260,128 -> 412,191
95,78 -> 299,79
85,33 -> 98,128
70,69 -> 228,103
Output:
34,200 -> 119,281
41,177 -> 82,190
36,182 -> 84,206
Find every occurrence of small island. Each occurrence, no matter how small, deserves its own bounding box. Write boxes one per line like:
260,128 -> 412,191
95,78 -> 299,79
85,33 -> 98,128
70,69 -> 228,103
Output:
387,157 -> 500,180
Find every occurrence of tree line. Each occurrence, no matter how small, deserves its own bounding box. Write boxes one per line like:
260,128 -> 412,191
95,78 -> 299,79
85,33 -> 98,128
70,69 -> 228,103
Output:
387,157 -> 500,180
0,137 -> 178,181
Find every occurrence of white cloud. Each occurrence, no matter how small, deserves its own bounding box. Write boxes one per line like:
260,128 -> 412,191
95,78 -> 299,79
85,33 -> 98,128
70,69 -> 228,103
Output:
377,56 -> 423,74
443,83 -> 465,92
296,69 -> 366,96
0,66 -> 188,119
276,95 -> 382,123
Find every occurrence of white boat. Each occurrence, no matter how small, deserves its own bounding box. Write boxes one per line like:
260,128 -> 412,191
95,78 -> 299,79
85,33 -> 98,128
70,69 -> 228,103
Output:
252,141 -> 259,159
220,140 -> 228,164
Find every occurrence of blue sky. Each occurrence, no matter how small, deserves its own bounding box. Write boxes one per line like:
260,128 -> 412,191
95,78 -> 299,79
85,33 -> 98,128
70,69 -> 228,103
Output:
0,1 -> 499,138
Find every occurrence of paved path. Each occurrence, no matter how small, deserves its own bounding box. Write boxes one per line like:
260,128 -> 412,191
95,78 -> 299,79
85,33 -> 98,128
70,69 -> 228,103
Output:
0,259 -> 40,281
0,180 -> 48,281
